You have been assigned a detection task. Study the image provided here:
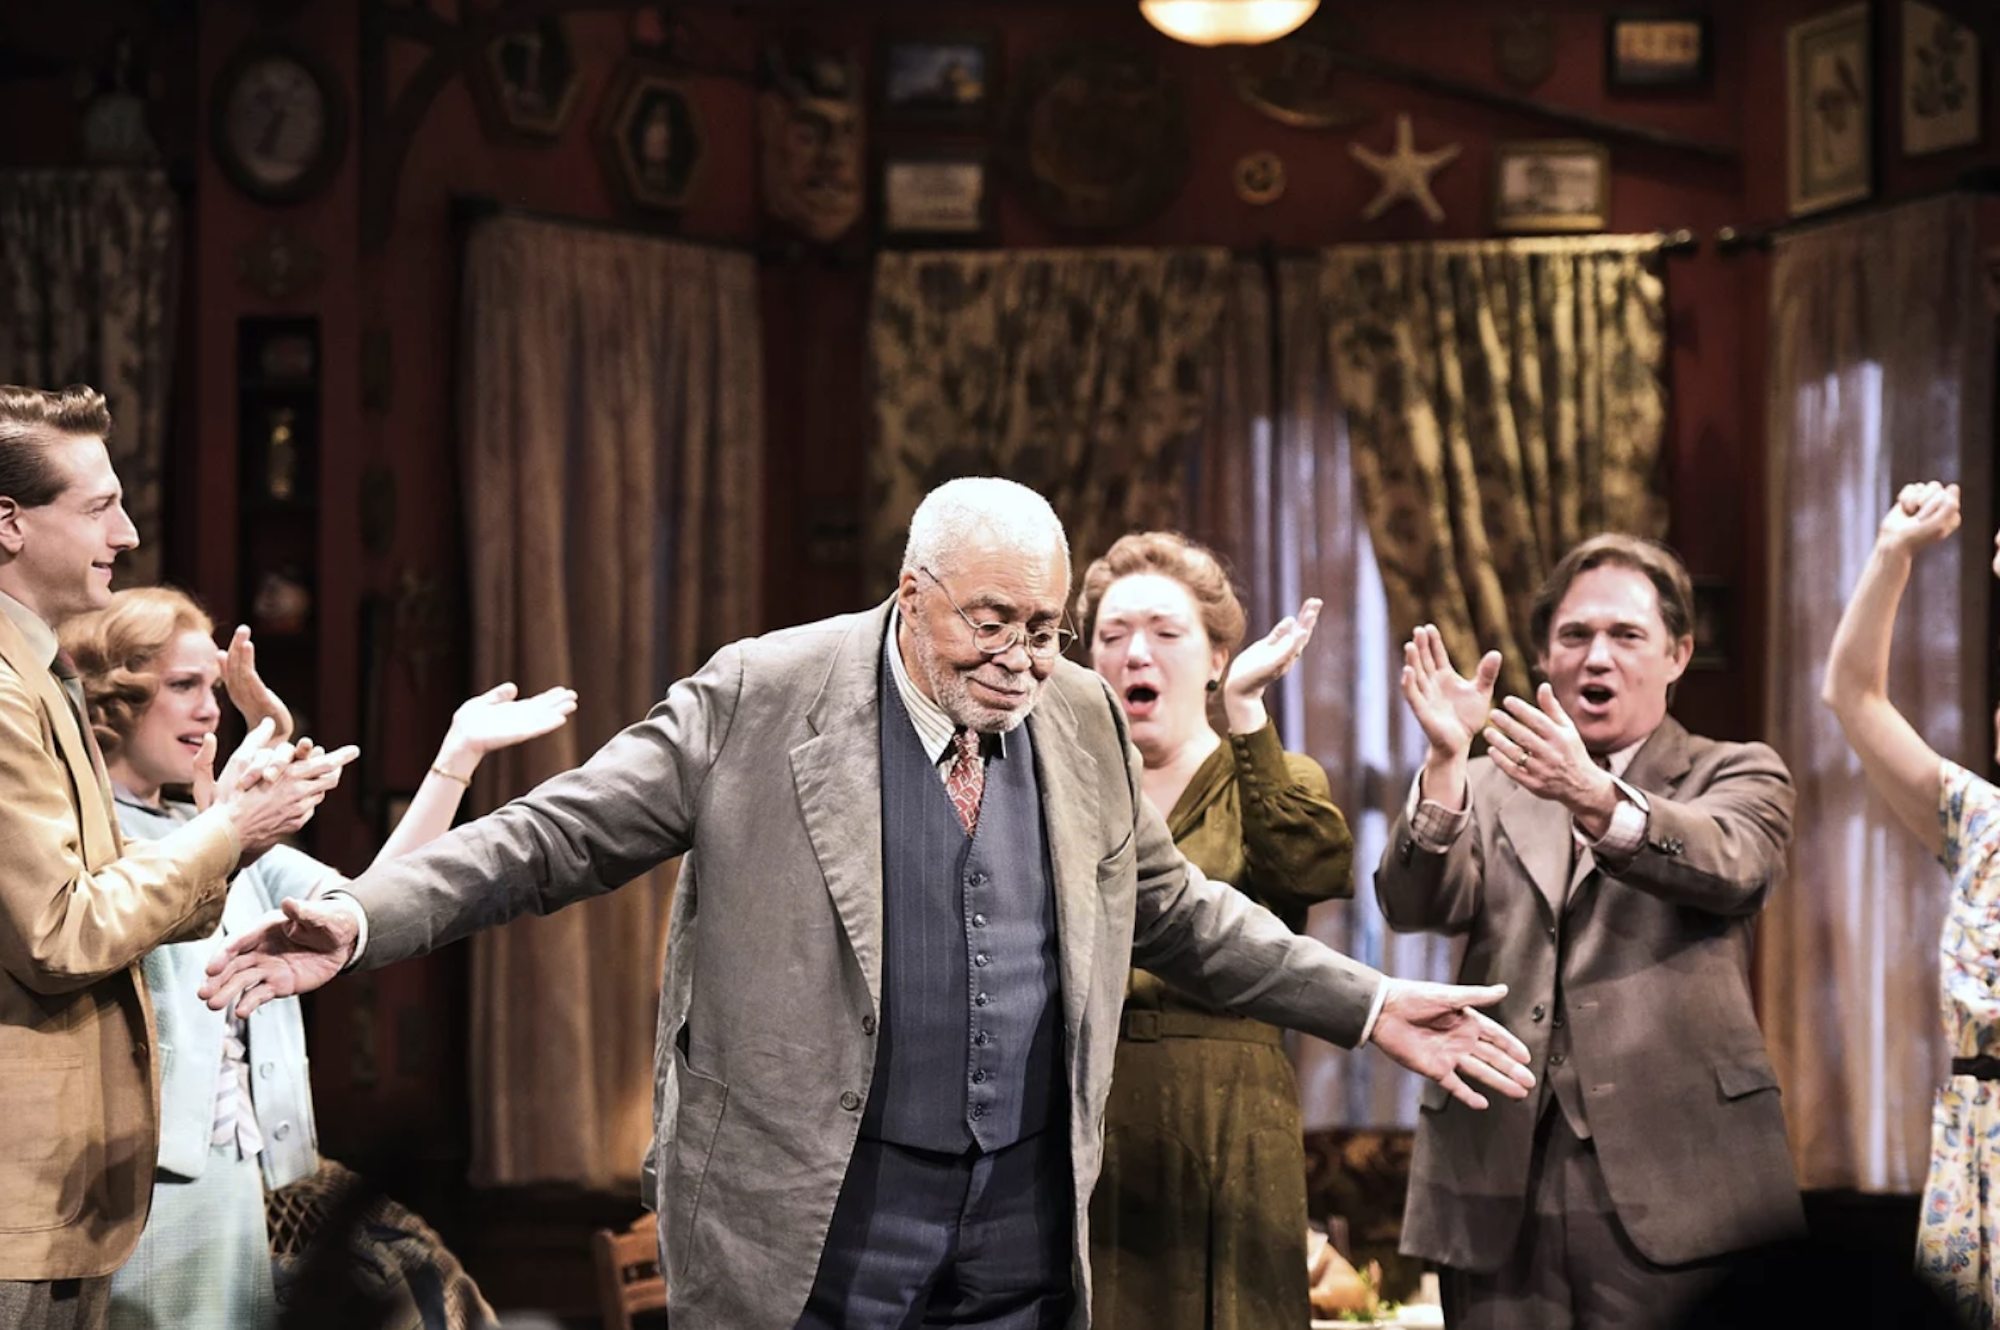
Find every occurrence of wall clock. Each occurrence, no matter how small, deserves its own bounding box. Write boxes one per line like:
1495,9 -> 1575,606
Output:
210,35 -> 348,205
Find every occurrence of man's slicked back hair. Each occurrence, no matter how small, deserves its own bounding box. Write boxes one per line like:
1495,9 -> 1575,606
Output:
0,383 -> 112,510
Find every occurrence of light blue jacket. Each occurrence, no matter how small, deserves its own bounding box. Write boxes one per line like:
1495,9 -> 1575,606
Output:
114,795 -> 330,1190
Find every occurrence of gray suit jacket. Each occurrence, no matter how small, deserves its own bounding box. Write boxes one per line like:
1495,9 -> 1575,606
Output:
1377,716 -> 1804,1272
348,602 -> 1385,1329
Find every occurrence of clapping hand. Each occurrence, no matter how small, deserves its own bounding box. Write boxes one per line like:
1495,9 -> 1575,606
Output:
1483,684 -> 1607,813
219,626 -> 294,742
1877,481 -> 1961,555
1401,625 -> 1502,761
1222,598 -> 1323,733
443,682 -> 579,760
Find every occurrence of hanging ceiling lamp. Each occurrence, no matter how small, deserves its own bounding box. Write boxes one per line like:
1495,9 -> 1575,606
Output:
1139,0 -> 1319,47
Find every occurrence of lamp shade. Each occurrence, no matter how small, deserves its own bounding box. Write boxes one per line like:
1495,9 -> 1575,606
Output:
1139,0 -> 1319,47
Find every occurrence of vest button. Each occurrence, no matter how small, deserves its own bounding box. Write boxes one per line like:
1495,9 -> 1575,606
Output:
975,993 -> 990,1006
1552,1014 -> 1565,1029
1549,1053 -> 1566,1067
971,1105 -> 986,1120
972,1070 -> 988,1084
274,1122 -> 293,1141
974,1031 -> 990,1047
1531,1004 -> 1546,1022
840,1091 -> 861,1112
862,1016 -> 877,1036
974,953 -> 990,967
972,913 -> 988,928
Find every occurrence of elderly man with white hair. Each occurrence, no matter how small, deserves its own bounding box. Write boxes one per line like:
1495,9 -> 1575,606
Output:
203,477 -> 1534,1330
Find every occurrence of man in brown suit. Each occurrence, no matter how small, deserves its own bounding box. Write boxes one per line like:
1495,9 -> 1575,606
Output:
0,384 -> 346,1328
1377,535 -> 1803,1330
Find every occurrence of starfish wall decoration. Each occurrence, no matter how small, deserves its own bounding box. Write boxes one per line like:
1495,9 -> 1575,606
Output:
1350,112 -> 1461,222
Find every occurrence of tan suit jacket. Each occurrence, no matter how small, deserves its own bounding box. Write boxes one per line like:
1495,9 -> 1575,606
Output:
0,609 -> 236,1279
1377,717 -> 1804,1273
347,602 -> 1386,1330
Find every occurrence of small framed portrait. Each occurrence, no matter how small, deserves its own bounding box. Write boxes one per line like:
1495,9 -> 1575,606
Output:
877,33 -> 999,127
1606,14 -> 1713,89
596,62 -> 703,217
468,16 -> 582,144
1492,140 -> 1610,233
1902,0 -> 1983,156
1787,3 -> 1872,216
878,146 -> 996,246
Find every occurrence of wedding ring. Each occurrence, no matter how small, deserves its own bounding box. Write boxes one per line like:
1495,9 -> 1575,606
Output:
1515,751 -> 1529,767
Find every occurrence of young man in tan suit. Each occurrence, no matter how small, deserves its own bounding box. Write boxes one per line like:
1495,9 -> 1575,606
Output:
0,384 -> 348,1329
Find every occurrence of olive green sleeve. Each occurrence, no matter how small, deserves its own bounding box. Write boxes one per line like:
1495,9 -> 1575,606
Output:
1230,719 -> 1354,919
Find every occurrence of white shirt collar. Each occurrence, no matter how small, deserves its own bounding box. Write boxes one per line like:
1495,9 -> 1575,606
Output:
1601,733 -> 1647,779
884,609 -> 1006,766
0,588 -> 58,671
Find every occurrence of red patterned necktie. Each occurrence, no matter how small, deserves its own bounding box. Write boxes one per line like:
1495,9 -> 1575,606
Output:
945,729 -> 985,835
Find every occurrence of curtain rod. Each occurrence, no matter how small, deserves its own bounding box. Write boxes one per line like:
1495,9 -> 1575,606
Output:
449,193 -> 758,255
1236,229 -> 1701,262
1715,172 -> 2000,254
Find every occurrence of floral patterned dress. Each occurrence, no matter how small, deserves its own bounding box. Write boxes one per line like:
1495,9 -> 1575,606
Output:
1916,759 -> 2000,1328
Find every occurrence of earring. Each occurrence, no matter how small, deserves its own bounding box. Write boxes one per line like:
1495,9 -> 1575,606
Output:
1205,678 -> 1220,693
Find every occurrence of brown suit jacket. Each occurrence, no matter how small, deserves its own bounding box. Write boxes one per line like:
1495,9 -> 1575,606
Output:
1377,717 -> 1804,1272
0,609 -> 236,1279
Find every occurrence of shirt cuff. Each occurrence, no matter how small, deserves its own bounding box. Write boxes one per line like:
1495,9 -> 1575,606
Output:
1582,777 -> 1650,860
320,890 -> 371,968
1405,774 -> 1470,852
1358,975 -> 1391,1046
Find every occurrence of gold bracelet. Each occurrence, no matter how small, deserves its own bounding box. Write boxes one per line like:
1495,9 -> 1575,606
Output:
429,763 -> 472,787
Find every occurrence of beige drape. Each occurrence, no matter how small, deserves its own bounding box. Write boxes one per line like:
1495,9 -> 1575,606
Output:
1198,259 -> 1452,1131
1319,238 -> 1670,703
867,249 -> 1233,591
0,169 -> 179,587
458,214 -> 763,1187
1760,196 -> 1994,1192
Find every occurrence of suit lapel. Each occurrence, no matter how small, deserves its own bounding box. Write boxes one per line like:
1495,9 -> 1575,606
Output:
1497,778 -> 1574,918
0,611 -> 115,865
790,603 -> 891,1007
1029,671 -> 1100,1046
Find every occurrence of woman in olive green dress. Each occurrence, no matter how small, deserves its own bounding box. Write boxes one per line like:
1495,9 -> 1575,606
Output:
1077,531 -> 1355,1330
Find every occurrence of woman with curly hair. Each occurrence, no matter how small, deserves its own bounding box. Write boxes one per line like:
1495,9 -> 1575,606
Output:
1075,531 -> 1354,1329
60,586 -> 575,1329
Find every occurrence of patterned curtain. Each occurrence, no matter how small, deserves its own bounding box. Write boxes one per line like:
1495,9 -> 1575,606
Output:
1319,237 -> 1670,702
868,249 -> 1233,591
1759,196 -> 1992,1191
0,169 -> 179,587
459,214 -> 764,1188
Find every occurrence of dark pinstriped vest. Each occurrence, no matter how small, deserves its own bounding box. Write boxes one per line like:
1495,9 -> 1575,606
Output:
860,673 -> 1065,1154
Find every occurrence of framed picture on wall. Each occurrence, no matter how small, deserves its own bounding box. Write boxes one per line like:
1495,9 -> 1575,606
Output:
1787,4 -> 1873,216
1606,14 -> 1713,89
595,62 -> 703,217
877,33 -> 999,127
468,16 -> 583,144
1902,0 -> 1983,156
878,146 -> 995,246
1492,140 -> 1610,233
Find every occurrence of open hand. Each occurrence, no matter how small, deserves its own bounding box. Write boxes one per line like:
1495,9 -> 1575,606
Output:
199,896 -> 358,1018
1401,625 -> 1501,761
219,626 -> 295,742
445,682 -> 579,759
1484,684 -> 1610,815
1370,978 -> 1535,1110
1225,598 -> 1323,702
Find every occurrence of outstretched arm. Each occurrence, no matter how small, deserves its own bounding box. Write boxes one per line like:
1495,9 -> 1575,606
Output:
1821,480 -> 1960,857
374,682 -> 579,863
